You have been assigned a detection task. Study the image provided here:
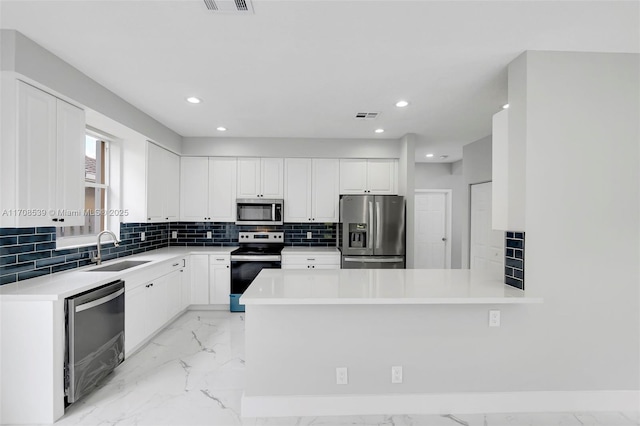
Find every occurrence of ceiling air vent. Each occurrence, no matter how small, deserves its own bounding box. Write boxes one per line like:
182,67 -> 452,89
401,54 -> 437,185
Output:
355,112 -> 380,120
204,0 -> 254,14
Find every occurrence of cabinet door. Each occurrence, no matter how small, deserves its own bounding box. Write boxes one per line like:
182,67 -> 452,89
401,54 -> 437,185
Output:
260,158 -> 284,198
164,150 -> 180,221
55,99 -> 85,226
209,261 -> 231,305
125,284 -> 149,355
237,158 -> 261,198
180,157 -> 210,221
16,82 -> 57,226
180,258 -> 191,310
146,143 -> 165,221
148,275 -> 169,334
312,159 -> 339,222
190,254 -> 209,304
210,157 -> 237,222
366,159 -> 396,194
165,270 -> 182,318
339,159 -> 368,194
284,158 -> 312,222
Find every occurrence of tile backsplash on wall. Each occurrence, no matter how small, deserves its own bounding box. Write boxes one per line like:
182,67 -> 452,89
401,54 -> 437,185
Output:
0,222 -> 337,285
168,222 -> 337,247
0,223 -> 169,286
505,232 -> 525,290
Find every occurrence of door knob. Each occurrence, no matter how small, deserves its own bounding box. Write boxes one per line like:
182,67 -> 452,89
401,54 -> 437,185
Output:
442,237 -> 447,241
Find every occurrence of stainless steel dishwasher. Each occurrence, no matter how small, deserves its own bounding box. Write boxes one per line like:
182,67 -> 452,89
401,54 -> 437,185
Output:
65,280 -> 125,404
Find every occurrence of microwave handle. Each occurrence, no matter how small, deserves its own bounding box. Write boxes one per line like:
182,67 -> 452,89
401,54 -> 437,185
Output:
272,203 -> 276,220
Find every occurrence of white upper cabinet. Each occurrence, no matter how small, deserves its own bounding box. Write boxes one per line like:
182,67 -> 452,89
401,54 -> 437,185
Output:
339,159 -> 397,195
209,157 -> 237,222
147,142 -> 179,222
237,157 -> 283,198
180,157 -> 237,222
8,81 -> 85,227
180,157 -> 209,221
284,158 -> 339,223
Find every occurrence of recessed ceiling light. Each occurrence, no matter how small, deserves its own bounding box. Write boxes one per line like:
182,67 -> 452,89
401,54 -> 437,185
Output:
502,103 -> 509,109
216,127 -> 227,132
375,128 -> 385,133
425,153 -> 434,158
395,100 -> 409,108
186,97 -> 201,104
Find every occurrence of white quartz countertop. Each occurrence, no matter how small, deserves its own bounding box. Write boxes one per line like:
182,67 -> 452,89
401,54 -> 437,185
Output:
281,247 -> 340,254
240,269 -> 543,305
0,246 -> 237,301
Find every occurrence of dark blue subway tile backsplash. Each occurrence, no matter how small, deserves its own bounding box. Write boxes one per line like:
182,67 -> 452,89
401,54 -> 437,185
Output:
505,232 -> 525,290
0,221 -> 338,285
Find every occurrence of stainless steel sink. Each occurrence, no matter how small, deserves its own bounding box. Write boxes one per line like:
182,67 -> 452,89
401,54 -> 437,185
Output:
85,260 -> 151,272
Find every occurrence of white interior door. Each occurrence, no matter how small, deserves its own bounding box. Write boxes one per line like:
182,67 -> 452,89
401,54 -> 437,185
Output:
414,191 -> 450,269
470,182 -> 504,279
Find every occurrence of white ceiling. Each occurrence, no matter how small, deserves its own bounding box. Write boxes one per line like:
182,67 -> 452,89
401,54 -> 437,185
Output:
1,1 -> 638,162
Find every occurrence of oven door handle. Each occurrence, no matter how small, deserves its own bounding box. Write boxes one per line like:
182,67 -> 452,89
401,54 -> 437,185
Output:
231,255 -> 282,262
75,288 -> 125,313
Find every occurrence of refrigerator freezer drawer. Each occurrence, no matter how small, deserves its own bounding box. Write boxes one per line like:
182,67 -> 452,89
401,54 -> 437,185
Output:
342,256 -> 405,269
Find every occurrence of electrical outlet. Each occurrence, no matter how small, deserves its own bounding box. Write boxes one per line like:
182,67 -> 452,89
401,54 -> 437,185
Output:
140,232 -> 145,241
391,366 -> 403,384
206,231 -> 212,239
336,367 -> 348,385
489,310 -> 501,327
171,231 -> 177,239
306,231 -> 312,239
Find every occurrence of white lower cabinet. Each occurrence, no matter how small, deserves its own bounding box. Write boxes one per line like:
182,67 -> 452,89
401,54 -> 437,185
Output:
281,251 -> 341,269
210,256 -> 231,305
190,253 -> 231,306
124,260 -> 185,355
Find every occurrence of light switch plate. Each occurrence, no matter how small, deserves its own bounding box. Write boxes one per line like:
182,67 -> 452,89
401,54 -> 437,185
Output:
206,231 -> 212,239
171,231 -> 177,239
140,232 -> 145,241
307,231 -> 312,239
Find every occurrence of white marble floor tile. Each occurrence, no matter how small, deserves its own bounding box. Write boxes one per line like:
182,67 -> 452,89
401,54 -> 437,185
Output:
49,310 -> 639,426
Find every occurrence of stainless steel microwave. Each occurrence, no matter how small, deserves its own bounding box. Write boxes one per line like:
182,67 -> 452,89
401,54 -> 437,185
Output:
236,199 -> 283,225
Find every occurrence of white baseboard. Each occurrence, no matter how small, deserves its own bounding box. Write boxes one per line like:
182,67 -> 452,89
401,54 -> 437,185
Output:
241,390 -> 640,417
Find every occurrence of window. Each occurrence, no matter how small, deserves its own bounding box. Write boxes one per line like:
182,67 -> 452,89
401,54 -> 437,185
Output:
56,132 -> 110,247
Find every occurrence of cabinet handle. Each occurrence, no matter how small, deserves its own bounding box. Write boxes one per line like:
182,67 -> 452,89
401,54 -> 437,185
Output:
226,265 -> 229,268
59,218 -> 65,222
172,263 -> 180,267
307,258 -> 315,261
216,258 -> 225,261
52,218 -> 59,222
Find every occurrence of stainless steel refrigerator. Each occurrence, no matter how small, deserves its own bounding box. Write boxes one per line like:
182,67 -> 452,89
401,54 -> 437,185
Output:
339,195 -> 406,269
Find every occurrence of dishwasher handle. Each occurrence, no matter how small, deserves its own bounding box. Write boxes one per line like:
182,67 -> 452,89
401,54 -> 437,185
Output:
75,288 -> 125,313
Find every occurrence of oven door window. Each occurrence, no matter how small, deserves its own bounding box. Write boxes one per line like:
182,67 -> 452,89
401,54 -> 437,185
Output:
231,260 -> 281,294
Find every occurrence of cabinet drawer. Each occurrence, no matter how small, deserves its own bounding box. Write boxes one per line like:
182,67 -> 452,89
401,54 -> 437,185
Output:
124,258 -> 183,291
282,254 -> 340,266
210,255 -> 230,265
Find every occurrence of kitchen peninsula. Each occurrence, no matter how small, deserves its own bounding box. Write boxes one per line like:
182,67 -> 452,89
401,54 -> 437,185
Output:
240,269 -> 542,417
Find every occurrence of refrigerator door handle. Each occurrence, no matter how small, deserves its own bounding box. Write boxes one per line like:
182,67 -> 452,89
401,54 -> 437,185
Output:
368,201 -> 374,249
344,257 -> 405,263
375,201 -> 382,250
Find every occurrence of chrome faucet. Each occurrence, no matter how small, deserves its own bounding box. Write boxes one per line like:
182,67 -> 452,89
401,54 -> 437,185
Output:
92,230 -> 120,265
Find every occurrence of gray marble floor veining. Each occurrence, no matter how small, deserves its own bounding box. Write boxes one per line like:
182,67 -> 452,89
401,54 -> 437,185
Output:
48,311 -> 638,426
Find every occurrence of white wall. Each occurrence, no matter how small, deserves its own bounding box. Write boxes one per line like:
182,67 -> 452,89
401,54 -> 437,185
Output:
520,50 -> 639,387
0,30 -> 182,153
182,137 -> 400,159
460,135 -> 492,268
414,160 -> 464,268
243,51 -> 640,403
398,134 -> 416,268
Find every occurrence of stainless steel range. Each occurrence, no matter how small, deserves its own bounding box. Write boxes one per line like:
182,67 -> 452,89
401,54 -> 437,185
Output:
230,232 -> 284,312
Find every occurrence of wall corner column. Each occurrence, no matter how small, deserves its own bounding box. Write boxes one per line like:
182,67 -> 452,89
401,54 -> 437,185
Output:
399,134 -> 416,268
